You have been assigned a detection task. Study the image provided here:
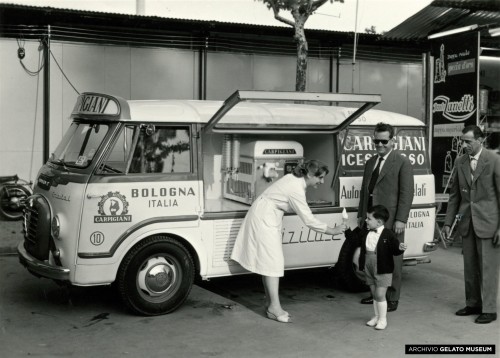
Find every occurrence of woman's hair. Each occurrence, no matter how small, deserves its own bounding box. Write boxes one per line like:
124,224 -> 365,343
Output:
293,159 -> 329,178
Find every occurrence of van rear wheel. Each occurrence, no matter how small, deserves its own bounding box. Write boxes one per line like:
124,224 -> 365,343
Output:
334,236 -> 369,292
117,236 -> 194,316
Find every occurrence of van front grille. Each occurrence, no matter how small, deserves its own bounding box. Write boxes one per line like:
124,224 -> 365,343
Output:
23,203 -> 39,246
23,195 -> 51,261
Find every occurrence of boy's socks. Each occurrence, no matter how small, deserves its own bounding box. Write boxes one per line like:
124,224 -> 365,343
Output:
366,301 -> 379,327
375,301 -> 387,330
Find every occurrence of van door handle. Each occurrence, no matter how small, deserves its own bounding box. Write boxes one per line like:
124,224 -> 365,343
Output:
86,194 -> 101,199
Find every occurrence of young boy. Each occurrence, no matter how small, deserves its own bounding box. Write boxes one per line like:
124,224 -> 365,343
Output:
346,205 -> 407,330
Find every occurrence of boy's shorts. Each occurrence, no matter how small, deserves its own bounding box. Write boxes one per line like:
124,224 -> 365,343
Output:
364,251 -> 392,287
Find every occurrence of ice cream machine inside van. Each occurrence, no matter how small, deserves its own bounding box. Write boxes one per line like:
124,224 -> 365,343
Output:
223,139 -> 304,205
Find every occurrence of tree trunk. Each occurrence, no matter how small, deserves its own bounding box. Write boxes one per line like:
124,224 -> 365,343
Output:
294,20 -> 308,92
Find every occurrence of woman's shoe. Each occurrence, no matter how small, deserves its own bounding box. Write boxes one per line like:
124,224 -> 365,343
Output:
266,311 -> 292,323
366,316 -> 378,327
265,307 -> 290,317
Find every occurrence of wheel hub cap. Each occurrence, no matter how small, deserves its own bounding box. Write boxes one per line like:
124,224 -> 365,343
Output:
138,257 -> 176,296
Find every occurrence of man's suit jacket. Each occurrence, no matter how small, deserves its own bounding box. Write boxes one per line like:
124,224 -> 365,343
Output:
357,150 -> 414,229
445,149 -> 500,238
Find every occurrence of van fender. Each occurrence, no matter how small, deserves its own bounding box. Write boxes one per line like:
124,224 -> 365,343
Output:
107,220 -> 207,280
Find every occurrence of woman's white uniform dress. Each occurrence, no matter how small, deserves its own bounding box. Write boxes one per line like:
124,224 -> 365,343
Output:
230,173 -> 328,277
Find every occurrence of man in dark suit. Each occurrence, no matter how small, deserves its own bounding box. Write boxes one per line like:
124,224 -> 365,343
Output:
357,122 -> 414,312
444,125 -> 500,324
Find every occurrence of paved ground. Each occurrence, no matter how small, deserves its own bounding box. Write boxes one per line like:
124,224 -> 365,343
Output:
0,219 -> 498,358
0,220 -> 22,255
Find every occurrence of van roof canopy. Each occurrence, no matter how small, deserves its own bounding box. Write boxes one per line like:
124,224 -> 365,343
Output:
71,91 -> 424,131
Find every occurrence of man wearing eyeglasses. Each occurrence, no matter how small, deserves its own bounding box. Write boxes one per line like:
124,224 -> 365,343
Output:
357,122 -> 414,312
443,125 -> 500,324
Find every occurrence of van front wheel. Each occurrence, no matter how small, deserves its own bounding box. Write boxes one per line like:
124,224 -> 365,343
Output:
117,236 -> 194,316
334,236 -> 369,292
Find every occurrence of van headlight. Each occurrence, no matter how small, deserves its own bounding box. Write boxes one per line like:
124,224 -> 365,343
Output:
51,216 -> 61,240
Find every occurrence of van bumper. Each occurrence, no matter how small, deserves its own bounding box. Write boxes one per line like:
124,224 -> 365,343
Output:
17,242 -> 70,281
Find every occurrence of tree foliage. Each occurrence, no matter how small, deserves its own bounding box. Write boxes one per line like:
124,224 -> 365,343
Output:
364,25 -> 377,34
259,0 -> 344,91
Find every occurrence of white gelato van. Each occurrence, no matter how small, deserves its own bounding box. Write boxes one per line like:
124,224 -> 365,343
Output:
18,90 -> 437,315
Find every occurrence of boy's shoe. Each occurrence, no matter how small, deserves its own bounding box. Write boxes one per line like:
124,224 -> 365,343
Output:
375,319 -> 387,330
366,316 -> 378,327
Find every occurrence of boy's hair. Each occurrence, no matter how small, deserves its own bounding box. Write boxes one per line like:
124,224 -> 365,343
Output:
367,205 -> 390,223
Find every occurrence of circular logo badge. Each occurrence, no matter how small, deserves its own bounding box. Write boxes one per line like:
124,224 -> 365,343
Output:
90,231 -> 105,246
97,191 -> 129,216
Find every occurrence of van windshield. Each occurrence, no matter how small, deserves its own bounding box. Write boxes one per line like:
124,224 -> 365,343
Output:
49,122 -> 109,168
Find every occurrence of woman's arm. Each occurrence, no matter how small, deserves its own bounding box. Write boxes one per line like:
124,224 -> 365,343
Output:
325,225 -> 347,236
288,191 -> 346,235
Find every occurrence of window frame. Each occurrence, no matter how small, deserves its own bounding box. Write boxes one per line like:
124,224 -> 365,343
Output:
95,122 -> 198,181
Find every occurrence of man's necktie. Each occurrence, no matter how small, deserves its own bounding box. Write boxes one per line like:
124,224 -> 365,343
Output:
368,156 -> 384,194
470,157 -> 477,174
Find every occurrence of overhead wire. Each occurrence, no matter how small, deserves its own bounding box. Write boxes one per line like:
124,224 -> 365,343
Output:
48,47 -> 80,95
3,24 -> 423,63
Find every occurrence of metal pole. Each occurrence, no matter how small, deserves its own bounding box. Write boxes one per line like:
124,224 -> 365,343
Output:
203,36 -> 208,100
198,35 -> 208,100
136,0 -> 146,15
352,0 -> 359,93
329,49 -> 333,93
43,25 -> 51,163
336,47 -> 341,93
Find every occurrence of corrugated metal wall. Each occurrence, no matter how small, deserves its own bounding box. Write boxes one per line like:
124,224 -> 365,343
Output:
0,36 -> 424,180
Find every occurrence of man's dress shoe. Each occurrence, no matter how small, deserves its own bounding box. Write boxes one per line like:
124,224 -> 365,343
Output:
360,296 -> 373,304
455,306 -> 482,316
475,313 -> 497,324
387,301 -> 398,312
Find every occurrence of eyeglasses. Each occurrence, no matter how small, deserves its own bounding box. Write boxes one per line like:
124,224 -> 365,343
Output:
373,139 -> 390,145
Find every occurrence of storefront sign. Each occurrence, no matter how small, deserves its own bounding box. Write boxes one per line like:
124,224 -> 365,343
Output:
339,128 -> 430,175
430,31 -> 480,193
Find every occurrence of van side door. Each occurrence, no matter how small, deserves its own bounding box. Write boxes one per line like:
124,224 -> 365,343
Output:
78,123 -> 202,260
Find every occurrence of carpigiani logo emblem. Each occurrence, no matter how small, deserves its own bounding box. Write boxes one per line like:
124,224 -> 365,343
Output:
94,191 -> 132,223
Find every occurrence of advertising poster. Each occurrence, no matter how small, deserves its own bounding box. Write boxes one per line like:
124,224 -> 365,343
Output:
430,31 -> 480,195
338,127 -> 434,207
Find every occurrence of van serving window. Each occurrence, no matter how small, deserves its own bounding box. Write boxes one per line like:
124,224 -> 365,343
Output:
204,90 -> 381,134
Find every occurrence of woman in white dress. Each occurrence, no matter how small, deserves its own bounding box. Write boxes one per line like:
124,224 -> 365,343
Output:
230,160 -> 347,323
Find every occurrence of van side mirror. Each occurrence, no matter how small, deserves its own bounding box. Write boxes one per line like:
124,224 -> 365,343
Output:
142,124 -> 155,136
